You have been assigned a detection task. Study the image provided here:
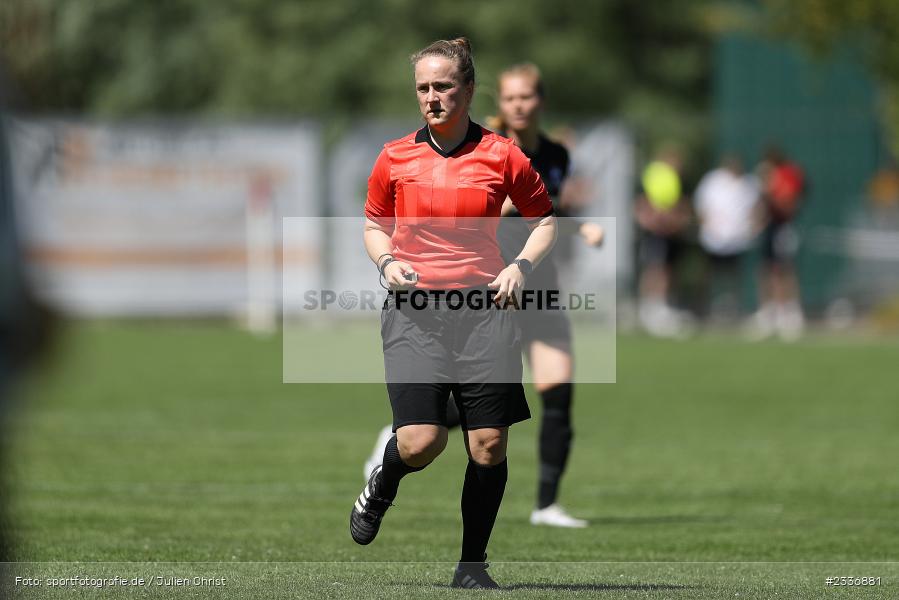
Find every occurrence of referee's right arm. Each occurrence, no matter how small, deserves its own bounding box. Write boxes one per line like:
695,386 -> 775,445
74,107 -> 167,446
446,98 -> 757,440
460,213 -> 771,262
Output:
364,148 -> 415,288
364,219 -> 415,288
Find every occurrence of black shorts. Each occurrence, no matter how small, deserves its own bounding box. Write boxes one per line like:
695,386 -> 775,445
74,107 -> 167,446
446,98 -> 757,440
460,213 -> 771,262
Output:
498,223 -> 572,346
518,309 -> 572,346
707,251 -> 743,274
639,230 -> 681,268
388,381 -> 529,431
762,221 -> 800,265
515,260 -> 572,346
381,288 -> 530,431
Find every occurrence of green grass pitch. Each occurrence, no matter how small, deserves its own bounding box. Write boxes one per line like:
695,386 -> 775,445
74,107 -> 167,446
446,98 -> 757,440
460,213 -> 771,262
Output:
2,321 -> 898,598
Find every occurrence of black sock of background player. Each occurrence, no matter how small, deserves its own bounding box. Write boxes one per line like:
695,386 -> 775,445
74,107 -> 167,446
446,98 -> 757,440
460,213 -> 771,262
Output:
537,383 -> 574,509
378,435 -> 425,500
460,458 -> 507,563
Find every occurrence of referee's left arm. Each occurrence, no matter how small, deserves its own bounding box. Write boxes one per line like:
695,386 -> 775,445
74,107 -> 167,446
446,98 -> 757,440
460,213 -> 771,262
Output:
517,214 -> 557,267
489,144 -> 559,302
488,214 -> 556,303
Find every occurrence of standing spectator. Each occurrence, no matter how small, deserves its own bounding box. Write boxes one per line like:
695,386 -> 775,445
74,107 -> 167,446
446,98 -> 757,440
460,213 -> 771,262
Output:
694,155 -> 761,323
635,145 -> 692,337
750,146 -> 806,340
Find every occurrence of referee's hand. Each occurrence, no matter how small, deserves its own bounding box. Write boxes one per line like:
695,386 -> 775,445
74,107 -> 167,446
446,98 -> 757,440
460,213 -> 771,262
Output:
384,261 -> 418,290
488,265 -> 524,308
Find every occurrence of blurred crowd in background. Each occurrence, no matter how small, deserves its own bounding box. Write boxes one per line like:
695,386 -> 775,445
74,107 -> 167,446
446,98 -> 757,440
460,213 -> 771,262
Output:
633,143 -> 807,339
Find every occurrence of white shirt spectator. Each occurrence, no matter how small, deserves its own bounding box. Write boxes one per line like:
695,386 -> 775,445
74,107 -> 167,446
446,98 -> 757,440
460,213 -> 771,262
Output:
695,167 -> 759,255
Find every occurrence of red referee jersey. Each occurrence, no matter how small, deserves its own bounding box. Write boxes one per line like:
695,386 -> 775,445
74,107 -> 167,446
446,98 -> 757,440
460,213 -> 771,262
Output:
365,120 -> 553,289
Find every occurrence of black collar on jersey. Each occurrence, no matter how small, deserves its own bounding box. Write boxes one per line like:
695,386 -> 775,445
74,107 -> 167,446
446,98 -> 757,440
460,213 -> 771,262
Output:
415,119 -> 482,158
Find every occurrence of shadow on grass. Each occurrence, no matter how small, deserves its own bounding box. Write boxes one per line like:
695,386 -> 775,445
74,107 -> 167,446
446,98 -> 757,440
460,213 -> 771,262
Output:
504,583 -> 695,592
424,583 -> 695,592
591,514 -> 727,525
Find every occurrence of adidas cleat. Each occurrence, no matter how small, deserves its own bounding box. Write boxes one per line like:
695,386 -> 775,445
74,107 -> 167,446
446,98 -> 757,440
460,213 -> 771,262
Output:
451,556 -> 500,589
349,465 -> 392,545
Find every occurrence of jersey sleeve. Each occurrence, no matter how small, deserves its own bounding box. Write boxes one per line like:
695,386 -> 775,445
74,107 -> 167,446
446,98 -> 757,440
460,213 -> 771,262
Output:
363,148 -> 395,223
505,144 -> 553,221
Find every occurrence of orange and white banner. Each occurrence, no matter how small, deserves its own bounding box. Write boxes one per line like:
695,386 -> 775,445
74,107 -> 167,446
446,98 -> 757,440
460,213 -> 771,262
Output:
9,119 -> 322,316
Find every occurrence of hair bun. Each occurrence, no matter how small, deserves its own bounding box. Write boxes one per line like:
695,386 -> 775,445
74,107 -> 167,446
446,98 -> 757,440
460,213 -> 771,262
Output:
450,37 -> 471,53
410,37 -> 476,85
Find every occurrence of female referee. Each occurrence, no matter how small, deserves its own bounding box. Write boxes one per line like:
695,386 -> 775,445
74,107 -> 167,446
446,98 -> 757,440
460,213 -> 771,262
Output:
363,63 -> 603,529
349,38 -> 557,589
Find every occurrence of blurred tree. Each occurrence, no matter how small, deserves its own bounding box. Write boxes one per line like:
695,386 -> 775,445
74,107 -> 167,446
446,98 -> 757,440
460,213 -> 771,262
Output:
763,0 -> 899,155
1,0 -> 712,152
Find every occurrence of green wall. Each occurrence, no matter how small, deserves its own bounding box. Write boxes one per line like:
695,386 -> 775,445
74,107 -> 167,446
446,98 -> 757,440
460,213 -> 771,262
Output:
714,34 -> 886,310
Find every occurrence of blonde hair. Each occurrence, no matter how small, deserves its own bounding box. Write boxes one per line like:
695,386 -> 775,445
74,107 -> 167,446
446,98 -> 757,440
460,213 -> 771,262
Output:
410,37 -> 475,85
487,62 -> 544,131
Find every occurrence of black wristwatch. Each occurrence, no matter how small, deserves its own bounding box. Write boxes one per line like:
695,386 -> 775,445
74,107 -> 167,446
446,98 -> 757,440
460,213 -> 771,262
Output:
512,258 -> 533,277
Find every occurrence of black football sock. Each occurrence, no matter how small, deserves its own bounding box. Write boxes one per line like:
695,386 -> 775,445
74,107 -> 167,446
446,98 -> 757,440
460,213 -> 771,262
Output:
460,458 -> 508,563
378,434 -> 426,501
537,383 -> 573,509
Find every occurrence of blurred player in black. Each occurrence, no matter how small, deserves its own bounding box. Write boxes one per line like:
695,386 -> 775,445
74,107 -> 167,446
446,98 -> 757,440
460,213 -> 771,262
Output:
0,75 -> 55,568
0,81 -> 14,568
363,63 -> 604,528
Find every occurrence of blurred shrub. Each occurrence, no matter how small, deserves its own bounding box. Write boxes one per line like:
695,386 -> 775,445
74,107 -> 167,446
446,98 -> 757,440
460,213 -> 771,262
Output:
0,0 -> 712,152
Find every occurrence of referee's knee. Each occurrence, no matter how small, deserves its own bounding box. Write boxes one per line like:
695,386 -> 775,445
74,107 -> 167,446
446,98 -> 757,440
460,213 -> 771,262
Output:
466,428 -> 508,466
396,425 -> 447,467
